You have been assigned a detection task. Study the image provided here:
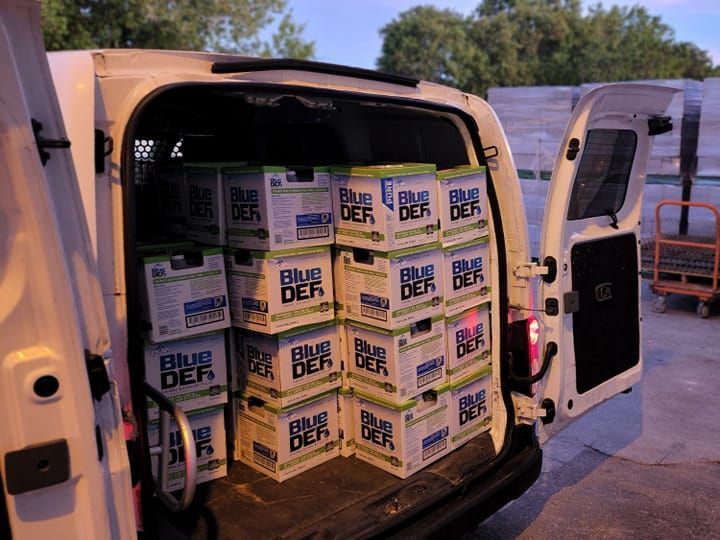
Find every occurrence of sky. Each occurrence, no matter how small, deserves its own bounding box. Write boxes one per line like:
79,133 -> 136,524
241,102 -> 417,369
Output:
287,0 -> 720,69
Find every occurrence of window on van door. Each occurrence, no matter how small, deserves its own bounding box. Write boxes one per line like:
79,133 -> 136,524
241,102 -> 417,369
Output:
567,129 -> 638,221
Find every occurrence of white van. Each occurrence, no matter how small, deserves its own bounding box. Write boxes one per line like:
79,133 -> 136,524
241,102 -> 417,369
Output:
0,1 -> 676,538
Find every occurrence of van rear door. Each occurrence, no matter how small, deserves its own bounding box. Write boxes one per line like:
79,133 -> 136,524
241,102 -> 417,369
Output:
0,1 -> 134,538
538,84 -> 675,437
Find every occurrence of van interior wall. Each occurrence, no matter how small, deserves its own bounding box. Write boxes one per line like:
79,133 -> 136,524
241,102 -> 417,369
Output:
132,87 -> 469,241
129,86 -> 507,537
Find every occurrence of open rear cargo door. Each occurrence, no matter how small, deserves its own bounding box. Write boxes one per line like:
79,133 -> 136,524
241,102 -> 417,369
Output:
0,1 -> 134,538
538,84 -> 676,438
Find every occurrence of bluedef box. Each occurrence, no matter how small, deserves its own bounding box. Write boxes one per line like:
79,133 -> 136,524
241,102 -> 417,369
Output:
445,305 -> 491,384
235,391 -> 340,482
224,166 -> 334,250
449,371 -> 492,450
338,387 -> 355,457
140,245 -> 230,343
442,238 -> 490,317
331,163 -> 438,251
144,332 -> 228,420
338,243 -> 443,330
437,166 -> 488,247
148,407 -> 227,492
184,162 -> 245,246
225,246 -> 334,334
235,322 -> 341,408
354,387 -> 451,479
346,316 -> 446,403
156,164 -> 187,235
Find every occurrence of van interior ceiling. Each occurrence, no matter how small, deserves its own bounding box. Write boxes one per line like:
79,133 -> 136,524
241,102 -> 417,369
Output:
126,85 -> 500,539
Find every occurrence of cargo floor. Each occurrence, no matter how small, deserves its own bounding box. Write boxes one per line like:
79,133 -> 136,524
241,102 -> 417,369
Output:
155,432 -> 496,539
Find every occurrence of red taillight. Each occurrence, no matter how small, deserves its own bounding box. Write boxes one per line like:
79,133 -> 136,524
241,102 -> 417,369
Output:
528,315 -> 541,395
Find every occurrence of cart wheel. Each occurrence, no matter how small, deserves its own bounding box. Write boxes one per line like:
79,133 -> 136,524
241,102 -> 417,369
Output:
651,296 -> 666,313
696,302 -> 710,319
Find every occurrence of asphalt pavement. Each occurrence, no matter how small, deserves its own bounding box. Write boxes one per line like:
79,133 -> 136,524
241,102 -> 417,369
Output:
470,284 -> 720,539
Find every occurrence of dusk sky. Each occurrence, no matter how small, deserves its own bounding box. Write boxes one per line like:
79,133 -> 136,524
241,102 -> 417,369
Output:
288,0 -> 720,70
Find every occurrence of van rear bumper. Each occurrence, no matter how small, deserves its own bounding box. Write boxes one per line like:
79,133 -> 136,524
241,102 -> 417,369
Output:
382,426 -> 543,539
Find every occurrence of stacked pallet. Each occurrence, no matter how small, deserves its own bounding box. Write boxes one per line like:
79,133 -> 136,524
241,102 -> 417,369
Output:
697,78 -> 720,179
487,86 -> 575,179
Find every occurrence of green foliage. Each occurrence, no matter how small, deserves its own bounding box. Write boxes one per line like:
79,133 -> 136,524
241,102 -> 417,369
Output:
41,0 -> 314,58
378,0 -> 718,96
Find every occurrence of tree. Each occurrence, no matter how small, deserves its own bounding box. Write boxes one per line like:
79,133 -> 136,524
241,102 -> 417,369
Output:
41,0 -> 314,58
378,0 -> 718,97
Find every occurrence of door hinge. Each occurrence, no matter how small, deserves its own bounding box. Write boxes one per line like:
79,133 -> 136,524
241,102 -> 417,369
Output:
513,261 -> 549,279
513,392 -> 547,425
85,350 -> 111,401
32,118 -> 71,166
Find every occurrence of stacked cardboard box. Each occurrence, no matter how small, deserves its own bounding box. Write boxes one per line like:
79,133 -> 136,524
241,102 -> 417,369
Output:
144,160 -> 495,485
330,163 -> 494,478
225,166 -> 341,482
139,241 -> 231,491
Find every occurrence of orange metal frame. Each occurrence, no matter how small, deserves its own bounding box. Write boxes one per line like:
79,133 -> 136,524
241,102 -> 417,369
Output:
652,200 -> 720,301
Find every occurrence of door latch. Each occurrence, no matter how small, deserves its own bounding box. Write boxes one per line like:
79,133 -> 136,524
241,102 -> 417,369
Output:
85,350 -> 111,401
513,261 -> 549,279
32,119 -> 71,166
513,392 -> 547,425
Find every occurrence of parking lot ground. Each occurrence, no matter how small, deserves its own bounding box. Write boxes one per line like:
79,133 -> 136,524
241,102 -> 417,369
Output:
471,284 -> 720,539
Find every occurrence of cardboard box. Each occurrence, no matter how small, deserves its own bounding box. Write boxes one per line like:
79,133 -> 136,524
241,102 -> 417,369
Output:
332,246 -> 345,319
449,371 -> 492,450
442,238 -> 491,317
354,387 -> 451,479
336,318 -> 349,384
331,163 -> 438,251
437,166 -> 488,246
225,246 -> 334,334
446,304 -> 491,384
346,316 -> 446,403
185,163 -> 244,245
236,321 -> 341,408
140,245 -> 230,343
338,387 -> 355,456
225,166 -> 334,250
144,332 -> 228,420
339,243 -> 443,330
156,164 -> 187,235
148,407 -> 227,491
235,391 -> 340,482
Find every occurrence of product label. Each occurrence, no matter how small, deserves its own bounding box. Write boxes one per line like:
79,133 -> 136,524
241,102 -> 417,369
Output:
450,374 -> 492,449
353,337 -> 388,376
400,263 -> 437,300
291,339 -> 332,379
289,411 -> 330,451
360,409 -> 395,450
446,306 -> 491,384
398,188 -> 431,221
448,187 -> 481,222
144,333 -> 227,418
443,240 -> 490,317
229,187 -> 261,222
280,267 -> 324,303
339,188 -> 375,224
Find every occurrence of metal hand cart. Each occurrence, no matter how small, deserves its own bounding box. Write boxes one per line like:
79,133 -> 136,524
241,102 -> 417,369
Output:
640,200 -> 720,318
